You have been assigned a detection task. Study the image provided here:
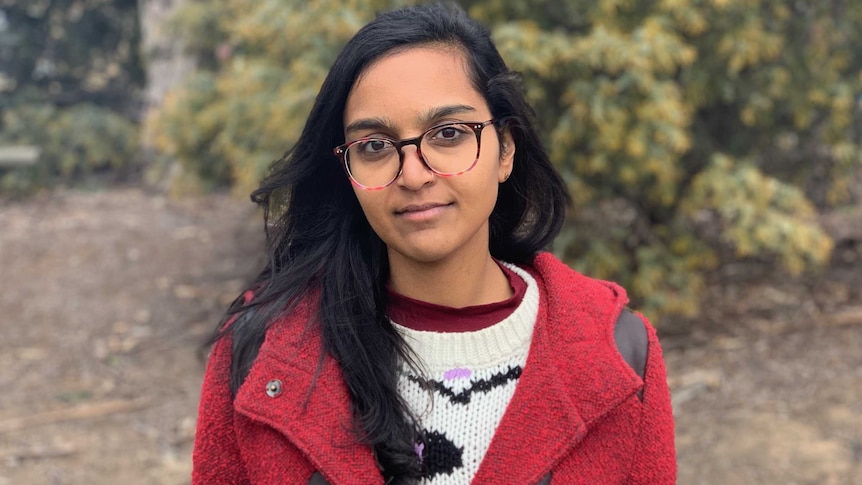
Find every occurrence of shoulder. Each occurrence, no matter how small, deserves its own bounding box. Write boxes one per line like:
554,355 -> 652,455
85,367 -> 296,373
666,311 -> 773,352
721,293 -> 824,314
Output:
523,252 -> 648,379
525,251 -> 629,311
229,288 -> 321,339
213,287 -> 325,385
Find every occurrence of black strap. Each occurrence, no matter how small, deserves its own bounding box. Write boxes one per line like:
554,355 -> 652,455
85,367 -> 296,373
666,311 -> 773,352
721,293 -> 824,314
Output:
614,309 -> 648,400
308,472 -> 330,484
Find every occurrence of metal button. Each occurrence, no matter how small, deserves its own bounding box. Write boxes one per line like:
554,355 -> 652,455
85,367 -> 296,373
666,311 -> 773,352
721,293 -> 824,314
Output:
265,379 -> 282,397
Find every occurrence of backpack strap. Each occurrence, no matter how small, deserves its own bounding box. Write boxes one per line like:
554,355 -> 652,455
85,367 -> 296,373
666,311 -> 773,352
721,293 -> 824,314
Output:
613,309 -> 648,400
308,472 -> 330,484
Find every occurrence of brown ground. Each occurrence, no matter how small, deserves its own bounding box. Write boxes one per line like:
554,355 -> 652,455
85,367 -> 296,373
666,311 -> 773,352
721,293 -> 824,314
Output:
1,188 -> 860,485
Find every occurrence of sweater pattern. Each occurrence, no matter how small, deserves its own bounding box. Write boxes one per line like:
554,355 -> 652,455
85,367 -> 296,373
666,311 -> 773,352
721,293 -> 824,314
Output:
393,264 -> 539,484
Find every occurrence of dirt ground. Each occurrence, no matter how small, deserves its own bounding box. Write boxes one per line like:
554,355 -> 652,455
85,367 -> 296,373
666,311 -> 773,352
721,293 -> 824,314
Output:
1,188 -> 860,485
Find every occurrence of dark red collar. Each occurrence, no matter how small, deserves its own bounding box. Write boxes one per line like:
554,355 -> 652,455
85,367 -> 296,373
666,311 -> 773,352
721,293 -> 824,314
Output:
386,262 -> 527,332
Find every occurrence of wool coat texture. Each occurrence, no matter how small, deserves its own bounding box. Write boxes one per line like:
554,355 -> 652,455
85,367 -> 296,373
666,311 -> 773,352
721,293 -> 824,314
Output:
192,252 -> 677,484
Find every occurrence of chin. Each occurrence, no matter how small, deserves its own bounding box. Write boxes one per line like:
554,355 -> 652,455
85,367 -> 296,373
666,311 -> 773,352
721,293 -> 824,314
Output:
389,245 -> 455,265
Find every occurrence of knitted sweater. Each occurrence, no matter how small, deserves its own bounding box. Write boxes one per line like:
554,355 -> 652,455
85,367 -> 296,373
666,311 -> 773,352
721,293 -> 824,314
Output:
393,264 -> 539,483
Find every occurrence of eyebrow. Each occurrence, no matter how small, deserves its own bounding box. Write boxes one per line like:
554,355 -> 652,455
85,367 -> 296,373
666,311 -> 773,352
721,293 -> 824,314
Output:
344,104 -> 478,135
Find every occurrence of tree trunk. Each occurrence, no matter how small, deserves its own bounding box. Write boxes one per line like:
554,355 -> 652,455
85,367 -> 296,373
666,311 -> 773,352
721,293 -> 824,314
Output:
137,0 -> 195,179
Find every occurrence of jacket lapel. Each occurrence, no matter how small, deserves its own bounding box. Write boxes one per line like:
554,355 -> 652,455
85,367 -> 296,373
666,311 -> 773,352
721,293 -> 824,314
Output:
472,262 -> 643,484
233,313 -> 383,485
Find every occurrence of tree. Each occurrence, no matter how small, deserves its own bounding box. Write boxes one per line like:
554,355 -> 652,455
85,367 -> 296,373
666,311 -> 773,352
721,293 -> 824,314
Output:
137,0 -> 195,185
151,0 -> 409,192
0,0 -> 142,192
151,0 -> 860,318
470,0 -> 855,315
0,0 -> 142,111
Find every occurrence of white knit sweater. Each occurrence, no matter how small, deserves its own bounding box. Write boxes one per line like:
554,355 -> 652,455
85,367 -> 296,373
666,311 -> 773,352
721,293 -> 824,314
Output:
391,264 -> 539,484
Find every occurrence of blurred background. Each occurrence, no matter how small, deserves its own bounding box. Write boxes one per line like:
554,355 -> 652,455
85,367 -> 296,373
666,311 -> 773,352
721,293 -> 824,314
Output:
1,0 -> 860,483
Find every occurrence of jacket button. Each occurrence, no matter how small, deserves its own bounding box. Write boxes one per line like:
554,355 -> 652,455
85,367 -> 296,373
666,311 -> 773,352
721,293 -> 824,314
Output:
265,379 -> 282,397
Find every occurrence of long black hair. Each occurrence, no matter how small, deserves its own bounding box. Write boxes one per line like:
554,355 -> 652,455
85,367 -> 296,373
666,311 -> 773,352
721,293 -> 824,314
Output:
219,3 -> 569,482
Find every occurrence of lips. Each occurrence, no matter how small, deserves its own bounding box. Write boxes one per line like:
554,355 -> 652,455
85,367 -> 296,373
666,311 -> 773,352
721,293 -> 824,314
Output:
394,202 -> 451,215
393,202 -> 452,222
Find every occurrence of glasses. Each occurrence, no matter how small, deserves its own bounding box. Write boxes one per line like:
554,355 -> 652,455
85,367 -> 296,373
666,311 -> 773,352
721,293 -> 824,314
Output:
333,119 -> 497,190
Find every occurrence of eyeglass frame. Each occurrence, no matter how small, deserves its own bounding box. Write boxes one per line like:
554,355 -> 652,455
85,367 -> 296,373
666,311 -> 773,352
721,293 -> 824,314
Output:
332,119 -> 498,190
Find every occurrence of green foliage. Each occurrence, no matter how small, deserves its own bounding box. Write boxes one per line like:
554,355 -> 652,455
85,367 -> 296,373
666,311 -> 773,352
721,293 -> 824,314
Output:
152,0 -> 860,318
0,0 -> 143,194
0,0 -> 142,109
0,104 -> 139,193
477,0 -> 850,317
152,0 -> 410,195
682,154 -> 831,274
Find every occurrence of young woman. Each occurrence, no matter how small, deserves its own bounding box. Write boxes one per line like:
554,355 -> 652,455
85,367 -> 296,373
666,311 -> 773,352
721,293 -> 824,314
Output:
193,4 -> 675,485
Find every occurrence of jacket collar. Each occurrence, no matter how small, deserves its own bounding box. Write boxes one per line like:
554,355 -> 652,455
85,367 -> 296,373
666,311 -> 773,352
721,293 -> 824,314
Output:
233,300 -> 384,484
472,254 -> 644,484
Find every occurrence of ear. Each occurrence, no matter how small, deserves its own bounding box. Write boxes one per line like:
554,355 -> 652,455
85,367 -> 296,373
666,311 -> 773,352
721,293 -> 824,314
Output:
497,129 -> 515,183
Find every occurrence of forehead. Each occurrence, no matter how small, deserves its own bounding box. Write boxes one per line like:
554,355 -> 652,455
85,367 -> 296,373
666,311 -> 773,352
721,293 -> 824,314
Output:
343,45 -> 488,127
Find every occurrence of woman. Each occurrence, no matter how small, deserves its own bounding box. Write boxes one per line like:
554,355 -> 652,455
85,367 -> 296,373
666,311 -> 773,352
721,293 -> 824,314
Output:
193,3 -> 675,484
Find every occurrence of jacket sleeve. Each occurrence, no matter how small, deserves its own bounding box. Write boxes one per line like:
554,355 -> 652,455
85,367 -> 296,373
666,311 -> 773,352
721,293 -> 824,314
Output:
627,315 -> 677,484
192,329 -> 251,485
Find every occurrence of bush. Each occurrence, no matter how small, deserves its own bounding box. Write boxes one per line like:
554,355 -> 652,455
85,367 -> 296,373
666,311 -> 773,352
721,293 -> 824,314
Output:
0,104 -> 139,194
150,0 -> 860,319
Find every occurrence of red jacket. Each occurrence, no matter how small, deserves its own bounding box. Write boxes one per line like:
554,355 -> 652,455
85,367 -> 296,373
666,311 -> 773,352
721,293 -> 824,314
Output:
193,253 -> 676,484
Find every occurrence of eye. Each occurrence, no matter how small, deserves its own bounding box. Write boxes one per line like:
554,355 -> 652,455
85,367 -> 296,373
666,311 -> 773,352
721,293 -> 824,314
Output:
438,126 -> 461,139
427,124 -> 470,145
356,138 -> 393,154
348,137 -> 396,164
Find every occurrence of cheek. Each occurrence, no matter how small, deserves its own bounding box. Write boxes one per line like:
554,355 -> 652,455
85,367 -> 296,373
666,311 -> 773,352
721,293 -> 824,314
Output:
460,175 -> 499,220
353,192 -> 388,230
475,157 -> 503,202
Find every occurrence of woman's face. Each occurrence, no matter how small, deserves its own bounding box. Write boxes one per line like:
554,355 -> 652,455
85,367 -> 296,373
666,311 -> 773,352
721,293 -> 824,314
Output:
343,45 -> 515,268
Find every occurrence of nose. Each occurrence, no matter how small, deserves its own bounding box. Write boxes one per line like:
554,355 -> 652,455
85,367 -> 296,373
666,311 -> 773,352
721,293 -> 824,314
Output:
396,144 -> 435,190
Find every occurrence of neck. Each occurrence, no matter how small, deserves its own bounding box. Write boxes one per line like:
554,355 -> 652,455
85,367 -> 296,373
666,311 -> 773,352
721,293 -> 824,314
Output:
387,250 -> 512,308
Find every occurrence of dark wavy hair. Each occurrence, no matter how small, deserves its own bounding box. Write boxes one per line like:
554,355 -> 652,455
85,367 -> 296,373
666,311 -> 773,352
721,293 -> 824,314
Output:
218,3 -> 569,483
